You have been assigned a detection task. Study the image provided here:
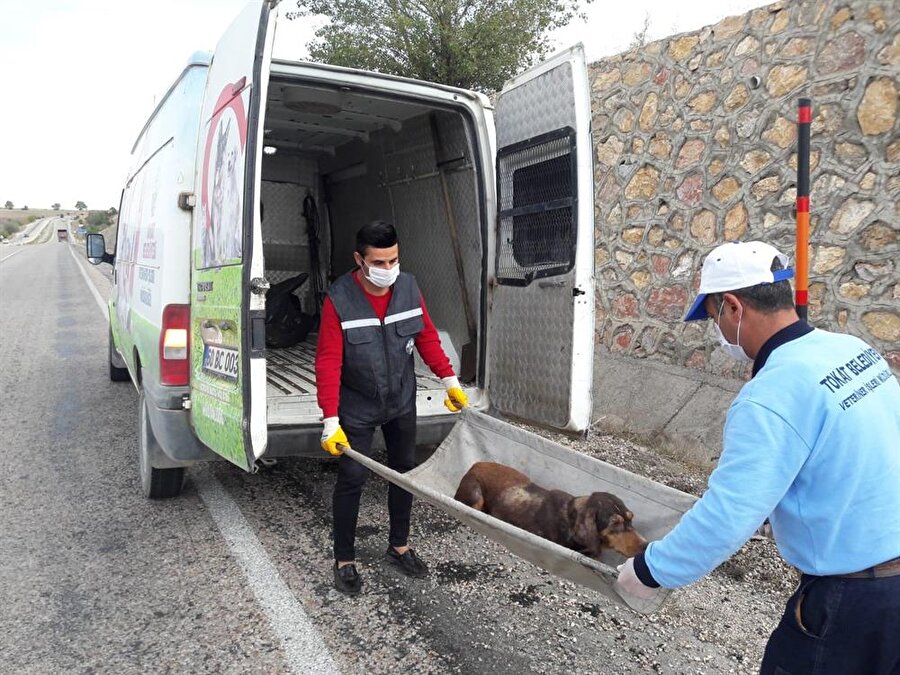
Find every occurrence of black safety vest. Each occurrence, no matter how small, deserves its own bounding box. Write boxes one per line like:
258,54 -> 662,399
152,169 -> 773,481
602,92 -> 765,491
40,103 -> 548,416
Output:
326,271 -> 424,425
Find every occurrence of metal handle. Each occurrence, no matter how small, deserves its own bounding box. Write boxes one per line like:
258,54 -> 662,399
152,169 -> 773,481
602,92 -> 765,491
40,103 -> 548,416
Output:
537,279 -> 566,289
250,277 -> 270,295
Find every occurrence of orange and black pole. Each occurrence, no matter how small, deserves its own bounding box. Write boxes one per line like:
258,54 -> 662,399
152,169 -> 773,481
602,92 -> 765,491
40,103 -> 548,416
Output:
796,98 -> 811,321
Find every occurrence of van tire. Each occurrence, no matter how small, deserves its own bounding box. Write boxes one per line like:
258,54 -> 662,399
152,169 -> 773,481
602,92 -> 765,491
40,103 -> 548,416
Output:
139,394 -> 185,499
109,329 -> 130,382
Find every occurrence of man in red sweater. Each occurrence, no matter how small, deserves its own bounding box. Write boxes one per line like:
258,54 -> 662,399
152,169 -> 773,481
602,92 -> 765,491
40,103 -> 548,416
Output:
316,220 -> 469,595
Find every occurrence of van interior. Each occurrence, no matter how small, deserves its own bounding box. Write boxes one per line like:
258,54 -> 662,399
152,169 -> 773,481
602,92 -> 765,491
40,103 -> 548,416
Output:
260,64 -> 484,425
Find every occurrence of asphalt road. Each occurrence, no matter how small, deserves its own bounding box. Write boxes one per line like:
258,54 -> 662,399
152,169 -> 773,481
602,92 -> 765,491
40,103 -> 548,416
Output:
0,238 -> 782,674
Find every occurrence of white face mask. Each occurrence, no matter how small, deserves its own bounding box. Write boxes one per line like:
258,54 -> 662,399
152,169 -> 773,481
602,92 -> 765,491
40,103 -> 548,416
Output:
715,299 -> 752,363
362,261 -> 400,288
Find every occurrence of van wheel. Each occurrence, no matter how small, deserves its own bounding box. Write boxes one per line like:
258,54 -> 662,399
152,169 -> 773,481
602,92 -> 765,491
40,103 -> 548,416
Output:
109,329 -> 130,382
139,394 -> 185,499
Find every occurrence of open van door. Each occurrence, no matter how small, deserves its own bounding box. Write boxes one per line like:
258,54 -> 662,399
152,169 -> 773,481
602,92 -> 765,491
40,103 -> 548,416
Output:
189,1 -> 277,470
487,45 -> 595,432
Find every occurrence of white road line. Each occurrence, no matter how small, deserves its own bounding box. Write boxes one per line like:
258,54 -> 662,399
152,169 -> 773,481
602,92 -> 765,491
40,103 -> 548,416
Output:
193,471 -> 341,675
0,249 -> 23,263
68,246 -> 109,320
69,247 -> 340,675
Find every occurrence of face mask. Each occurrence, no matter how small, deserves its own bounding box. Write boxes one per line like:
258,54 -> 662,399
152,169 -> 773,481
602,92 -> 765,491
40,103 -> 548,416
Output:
362,261 -> 400,288
715,300 -> 752,363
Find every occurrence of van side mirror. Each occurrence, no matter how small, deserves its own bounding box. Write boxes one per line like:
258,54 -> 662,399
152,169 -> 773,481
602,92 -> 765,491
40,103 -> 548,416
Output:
86,233 -> 114,265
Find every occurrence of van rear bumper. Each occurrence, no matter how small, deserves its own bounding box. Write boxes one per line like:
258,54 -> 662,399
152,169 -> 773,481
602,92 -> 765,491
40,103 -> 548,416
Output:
144,378 -> 218,465
265,413 -> 460,458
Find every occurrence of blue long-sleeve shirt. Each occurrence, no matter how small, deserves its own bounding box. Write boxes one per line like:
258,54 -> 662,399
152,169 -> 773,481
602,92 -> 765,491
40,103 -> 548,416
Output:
637,323 -> 900,588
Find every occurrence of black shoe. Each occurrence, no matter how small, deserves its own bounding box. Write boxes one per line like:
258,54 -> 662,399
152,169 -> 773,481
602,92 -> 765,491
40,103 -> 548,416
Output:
333,562 -> 362,595
385,547 -> 429,578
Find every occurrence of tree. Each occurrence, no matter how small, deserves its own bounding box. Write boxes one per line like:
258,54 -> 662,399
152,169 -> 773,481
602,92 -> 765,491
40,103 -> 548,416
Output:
629,12 -> 651,50
52,203 -> 61,210
4,201 -> 12,210
108,206 -> 118,216
21,205 -> 28,210
75,201 -> 87,210
85,210 -> 111,232
288,0 -> 591,92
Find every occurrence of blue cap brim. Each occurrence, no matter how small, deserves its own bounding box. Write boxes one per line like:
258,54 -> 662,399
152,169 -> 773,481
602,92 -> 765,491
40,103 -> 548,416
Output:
684,293 -> 709,321
683,268 -> 795,322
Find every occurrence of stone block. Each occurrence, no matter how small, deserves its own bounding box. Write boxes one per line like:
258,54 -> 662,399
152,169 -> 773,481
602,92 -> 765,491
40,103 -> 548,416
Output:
676,174 -> 704,207
855,260 -> 894,282
631,270 -> 652,290
623,62 -> 653,87
857,77 -> 898,135
763,116 -> 795,148
741,149 -> 771,174
614,107 -> 635,133
829,198 -> 876,235
860,222 -> 897,251
724,203 -> 749,240
713,176 -> 741,203
647,286 -> 690,320
622,227 -> 644,246
675,138 -> 707,169
817,31 -> 867,74
596,135 -> 625,167
766,64 -> 808,97
751,176 -> 780,200
669,35 -> 700,61
725,84 -> 750,111
862,311 -> 900,342
839,281 -> 870,300
770,8 -> 790,33
688,91 -> 717,114
639,93 -> 659,132
734,35 -> 759,57
624,165 -> 660,200
812,246 -> 846,273
690,210 -> 717,244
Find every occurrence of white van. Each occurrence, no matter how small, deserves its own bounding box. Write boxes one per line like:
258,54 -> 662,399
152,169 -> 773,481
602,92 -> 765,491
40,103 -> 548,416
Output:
87,0 -> 595,498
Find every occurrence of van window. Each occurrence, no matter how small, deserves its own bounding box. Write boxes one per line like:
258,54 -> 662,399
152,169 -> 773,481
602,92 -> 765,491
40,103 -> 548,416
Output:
496,128 -> 576,285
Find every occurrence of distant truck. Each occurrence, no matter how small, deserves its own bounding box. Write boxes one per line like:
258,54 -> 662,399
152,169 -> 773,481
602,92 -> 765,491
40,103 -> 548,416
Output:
57,229 -> 68,242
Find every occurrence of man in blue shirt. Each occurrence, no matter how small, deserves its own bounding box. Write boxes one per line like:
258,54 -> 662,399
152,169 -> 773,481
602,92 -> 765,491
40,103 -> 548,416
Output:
616,241 -> 900,674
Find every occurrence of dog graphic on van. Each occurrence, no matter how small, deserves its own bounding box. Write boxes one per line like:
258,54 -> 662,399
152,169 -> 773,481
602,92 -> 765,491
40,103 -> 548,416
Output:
203,114 -> 243,267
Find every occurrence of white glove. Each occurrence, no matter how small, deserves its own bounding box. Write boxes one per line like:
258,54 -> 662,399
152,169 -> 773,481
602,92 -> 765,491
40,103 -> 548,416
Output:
616,557 -> 660,600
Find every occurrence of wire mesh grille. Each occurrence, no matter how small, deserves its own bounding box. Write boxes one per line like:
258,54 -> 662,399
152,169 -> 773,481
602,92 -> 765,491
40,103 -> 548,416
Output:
496,129 -> 576,284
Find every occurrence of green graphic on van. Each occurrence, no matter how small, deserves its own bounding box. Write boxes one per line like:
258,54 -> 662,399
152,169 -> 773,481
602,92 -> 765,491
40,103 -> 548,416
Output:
190,264 -> 248,470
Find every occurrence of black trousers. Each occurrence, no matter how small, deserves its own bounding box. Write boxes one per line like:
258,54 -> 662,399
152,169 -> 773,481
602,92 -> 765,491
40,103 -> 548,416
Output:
759,572 -> 900,674
332,408 -> 417,562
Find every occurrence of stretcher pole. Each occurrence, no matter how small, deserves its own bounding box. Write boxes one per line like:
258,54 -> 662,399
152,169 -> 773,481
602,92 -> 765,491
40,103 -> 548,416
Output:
795,98 -> 811,321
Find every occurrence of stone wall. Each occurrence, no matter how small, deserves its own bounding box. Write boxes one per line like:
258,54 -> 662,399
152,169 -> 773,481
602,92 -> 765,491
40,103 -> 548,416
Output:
588,0 -> 899,382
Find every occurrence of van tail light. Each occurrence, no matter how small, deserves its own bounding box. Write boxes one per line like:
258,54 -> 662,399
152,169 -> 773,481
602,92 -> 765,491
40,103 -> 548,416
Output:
160,304 -> 190,386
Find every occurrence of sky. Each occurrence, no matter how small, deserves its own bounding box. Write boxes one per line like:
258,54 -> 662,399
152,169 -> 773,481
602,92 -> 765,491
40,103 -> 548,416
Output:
0,0 -> 767,211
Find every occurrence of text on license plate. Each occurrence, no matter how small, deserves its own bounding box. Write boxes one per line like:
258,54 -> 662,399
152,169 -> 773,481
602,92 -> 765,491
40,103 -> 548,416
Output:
202,344 -> 239,381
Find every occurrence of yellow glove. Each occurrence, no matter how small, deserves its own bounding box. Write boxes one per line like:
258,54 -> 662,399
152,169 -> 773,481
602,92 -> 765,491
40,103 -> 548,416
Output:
320,417 -> 349,456
441,376 -> 468,412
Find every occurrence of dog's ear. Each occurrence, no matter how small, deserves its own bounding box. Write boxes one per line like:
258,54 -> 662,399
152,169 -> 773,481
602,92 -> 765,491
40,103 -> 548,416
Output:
570,497 -> 603,557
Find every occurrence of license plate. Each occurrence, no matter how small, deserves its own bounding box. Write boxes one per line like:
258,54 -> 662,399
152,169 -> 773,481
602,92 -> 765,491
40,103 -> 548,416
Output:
202,344 -> 239,381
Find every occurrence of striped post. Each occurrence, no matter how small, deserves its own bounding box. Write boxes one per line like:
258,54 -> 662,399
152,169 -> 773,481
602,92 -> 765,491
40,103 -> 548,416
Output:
796,98 -> 811,321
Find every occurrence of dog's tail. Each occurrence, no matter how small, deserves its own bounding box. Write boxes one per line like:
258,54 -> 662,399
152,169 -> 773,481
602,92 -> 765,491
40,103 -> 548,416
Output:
454,471 -> 485,511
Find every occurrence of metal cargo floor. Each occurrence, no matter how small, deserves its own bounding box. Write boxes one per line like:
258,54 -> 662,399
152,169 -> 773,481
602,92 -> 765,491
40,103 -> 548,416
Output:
265,339 -> 448,424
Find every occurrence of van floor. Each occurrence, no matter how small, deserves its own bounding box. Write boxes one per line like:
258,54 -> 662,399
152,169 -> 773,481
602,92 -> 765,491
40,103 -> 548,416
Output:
265,338 -> 446,424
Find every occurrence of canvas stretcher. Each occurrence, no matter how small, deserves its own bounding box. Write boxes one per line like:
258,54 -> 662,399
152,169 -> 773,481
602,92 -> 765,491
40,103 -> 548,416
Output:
343,409 -> 698,614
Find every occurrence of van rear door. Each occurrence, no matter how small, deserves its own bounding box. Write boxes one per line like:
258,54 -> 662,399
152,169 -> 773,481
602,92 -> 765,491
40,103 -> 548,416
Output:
487,45 -> 595,432
189,0 -> 277,470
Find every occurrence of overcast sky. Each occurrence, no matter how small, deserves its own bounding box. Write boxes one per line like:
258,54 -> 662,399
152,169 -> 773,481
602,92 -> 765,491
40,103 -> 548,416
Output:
0,0 -> 767,211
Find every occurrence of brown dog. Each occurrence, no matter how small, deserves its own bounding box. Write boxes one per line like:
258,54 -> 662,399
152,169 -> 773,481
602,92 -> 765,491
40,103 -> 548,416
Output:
454,462 -> 647,559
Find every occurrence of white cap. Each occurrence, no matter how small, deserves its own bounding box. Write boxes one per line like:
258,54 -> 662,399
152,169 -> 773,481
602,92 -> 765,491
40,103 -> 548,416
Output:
684,241 -> 794,321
